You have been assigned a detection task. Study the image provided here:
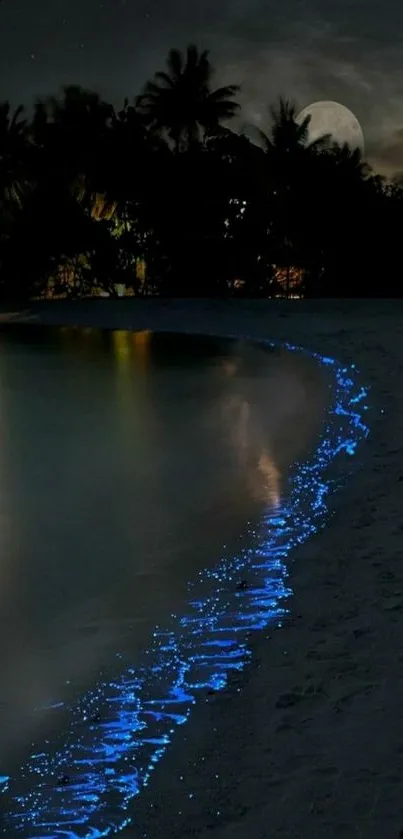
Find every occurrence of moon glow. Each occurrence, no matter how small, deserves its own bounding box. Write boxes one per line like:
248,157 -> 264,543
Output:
296,101 -> 365,154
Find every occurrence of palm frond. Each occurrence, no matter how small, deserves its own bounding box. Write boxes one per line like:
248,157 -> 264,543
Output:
136,44 -> 240,150
167,48 -> 183,79
154,71 -> 176,89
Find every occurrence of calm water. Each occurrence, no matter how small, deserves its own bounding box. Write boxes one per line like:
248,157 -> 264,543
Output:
0,326 -> 330,768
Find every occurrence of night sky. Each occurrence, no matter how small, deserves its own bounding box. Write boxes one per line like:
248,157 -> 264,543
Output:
1,0 -> 403,174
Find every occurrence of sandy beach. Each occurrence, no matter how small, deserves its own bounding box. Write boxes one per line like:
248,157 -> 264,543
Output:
3,297 -> 403,838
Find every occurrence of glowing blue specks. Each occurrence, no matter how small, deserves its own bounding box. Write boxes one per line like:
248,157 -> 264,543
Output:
0,776 -> 10,793
1,336 -> 370,838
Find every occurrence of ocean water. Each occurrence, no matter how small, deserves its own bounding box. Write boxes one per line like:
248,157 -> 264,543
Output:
0,326 -> 332,834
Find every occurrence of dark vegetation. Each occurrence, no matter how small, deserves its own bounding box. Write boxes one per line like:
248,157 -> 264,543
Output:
0,45 -> 400,300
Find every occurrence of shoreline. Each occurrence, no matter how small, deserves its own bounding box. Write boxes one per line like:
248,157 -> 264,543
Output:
4,298 -> 403,838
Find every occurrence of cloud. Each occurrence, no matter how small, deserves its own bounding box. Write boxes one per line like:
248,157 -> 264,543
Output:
367,127 -> 403,176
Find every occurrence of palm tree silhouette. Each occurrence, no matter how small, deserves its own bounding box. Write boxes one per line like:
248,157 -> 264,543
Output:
244,98 -> 330,295
136,44 -> 240,152
250,97 -> 332,162
33,86 -> 114,205
0,49 -> 396,302
0,102 -> 31,217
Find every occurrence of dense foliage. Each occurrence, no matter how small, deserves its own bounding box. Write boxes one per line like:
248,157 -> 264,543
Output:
0,45 -> 400,300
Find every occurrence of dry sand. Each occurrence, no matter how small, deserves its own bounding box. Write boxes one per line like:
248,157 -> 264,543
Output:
3,297 -> 403,838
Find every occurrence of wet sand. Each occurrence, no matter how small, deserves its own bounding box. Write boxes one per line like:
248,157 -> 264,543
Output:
3,297 -> 403,838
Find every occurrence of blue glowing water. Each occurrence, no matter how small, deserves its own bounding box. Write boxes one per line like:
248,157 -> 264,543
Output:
1,337 -> 369,838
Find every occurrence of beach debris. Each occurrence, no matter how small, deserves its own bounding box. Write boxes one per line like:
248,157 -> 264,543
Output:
236,580 -> 248,591
56,774 -> 69,787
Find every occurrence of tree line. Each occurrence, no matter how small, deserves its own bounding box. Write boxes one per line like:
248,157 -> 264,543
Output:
0,44 -> 401,301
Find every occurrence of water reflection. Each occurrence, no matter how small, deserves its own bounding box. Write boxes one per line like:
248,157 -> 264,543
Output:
112,328 -> 152,369
222,392 -> 281,508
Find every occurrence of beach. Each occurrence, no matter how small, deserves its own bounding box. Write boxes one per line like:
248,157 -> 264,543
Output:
3,297 -> 403,838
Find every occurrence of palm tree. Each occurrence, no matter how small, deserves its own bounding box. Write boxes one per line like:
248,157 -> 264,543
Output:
136,44 -> 240,152
324,141 -> 369,183
302,140 -> 371,296
243,98 -> 335,296
106,98 -> 163,202
32,86 -> 114,205
0,102 -> 31,219
265,97 -> 331,154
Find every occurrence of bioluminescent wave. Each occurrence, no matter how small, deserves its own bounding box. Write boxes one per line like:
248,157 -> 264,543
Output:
1,338 -> 370,838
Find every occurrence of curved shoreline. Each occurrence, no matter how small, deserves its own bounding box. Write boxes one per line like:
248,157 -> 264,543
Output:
1,328 -> 368,837
1,298 -> 400,838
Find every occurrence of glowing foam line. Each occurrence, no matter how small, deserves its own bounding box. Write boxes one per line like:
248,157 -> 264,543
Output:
1,337 -> 370,837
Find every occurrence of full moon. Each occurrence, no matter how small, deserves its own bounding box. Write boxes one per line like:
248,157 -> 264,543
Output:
296,101 -> 365,154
